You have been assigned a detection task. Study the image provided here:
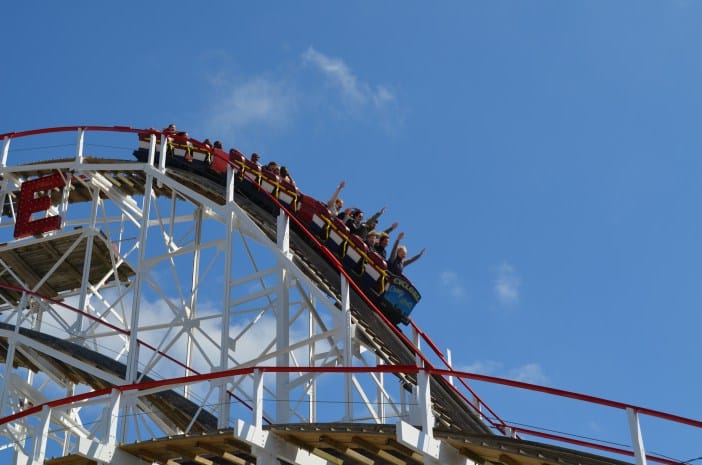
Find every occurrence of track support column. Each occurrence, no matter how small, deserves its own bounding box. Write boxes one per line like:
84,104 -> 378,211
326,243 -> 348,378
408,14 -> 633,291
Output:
30,405 -> 51,465
276,211 -> 291,423
1,136 -> 10,167
218,168 -> 236,428
121,170 -> 155,442
75,128 -> 85,165
341,275 -> 354,420
627,407 -> 648,465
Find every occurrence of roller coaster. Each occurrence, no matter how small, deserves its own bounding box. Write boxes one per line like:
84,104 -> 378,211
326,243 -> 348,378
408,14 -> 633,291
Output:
0,126 -> 697,465
132,129 -> 421,326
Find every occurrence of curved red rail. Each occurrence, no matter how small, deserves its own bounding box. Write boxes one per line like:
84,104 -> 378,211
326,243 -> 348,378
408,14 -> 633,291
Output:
0,363 -> 698,464
0,126 -> 698,464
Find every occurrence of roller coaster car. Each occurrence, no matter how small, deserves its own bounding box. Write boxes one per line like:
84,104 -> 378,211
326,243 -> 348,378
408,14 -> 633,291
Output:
133,132 -> 421,325
381,275 -> 422,325
295,198 -> 421,325
134,132 -> 212,172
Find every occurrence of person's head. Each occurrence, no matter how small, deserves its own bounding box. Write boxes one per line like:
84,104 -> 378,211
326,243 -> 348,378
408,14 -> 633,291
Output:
266,162 -> 280,175
251,152 -> 260,163
352,209 -> 364,224
335,198 -> 343,211
214,140 -> 223,149
379,232 -> 390,245
366,231 -> 379,246
397,245 -> 407,259
281,166 -> 289,176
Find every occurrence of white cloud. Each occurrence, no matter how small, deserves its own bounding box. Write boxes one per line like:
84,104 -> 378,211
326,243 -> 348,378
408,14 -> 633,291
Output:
458,360 -> 503,375
458,360 -> 549,386
205,75 -> 297,138
507,363 -> 549,385
494,262 -> 521,305
302,48 -> 365,104
199,47 -> 401,140
439,270 -> 467,300
302,47 -> 397,112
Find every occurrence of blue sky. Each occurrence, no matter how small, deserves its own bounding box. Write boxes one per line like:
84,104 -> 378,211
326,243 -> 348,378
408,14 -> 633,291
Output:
2,1 -> 702,460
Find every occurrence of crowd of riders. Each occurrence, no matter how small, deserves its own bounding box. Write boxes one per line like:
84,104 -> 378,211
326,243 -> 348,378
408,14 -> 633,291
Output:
161,124 -> 425,278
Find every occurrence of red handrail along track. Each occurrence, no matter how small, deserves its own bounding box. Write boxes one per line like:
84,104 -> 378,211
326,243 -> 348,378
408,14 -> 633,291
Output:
0,126 -> 699,465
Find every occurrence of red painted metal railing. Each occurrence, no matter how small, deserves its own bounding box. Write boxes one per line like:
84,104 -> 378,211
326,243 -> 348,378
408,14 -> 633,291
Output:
1,126 -> 699,464
0,363 -> 698,464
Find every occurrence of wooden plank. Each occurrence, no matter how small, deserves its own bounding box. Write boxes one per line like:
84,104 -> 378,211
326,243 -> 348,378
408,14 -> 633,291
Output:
352,436 -> 408,465
320,434 -> 376,465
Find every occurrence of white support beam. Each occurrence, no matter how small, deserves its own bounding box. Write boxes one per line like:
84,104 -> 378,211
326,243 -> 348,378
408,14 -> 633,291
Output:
76,204 -> 100,334
627,407 -> 648,465
12,447 -> 29,465
184,206 -> 204,399
218,204 -> 235,428
395,421 -> 471,465
235,419 -> 332,465
105,389 -> 121,449
341,275 -> 353,420
159,135 -> 168,171
75,128 -> 85,165
1,135 -> 10,167
276,212 -> 291,423
30,405 -> 51,465
76,389 -> 122,463
147,133 -> 157,166
377,356 -> 385,422
308,293 -> 317,423
417,369 -> 433,436
121,172 -> 154,442
277,209 -> 291,258
253,368 -> 264,429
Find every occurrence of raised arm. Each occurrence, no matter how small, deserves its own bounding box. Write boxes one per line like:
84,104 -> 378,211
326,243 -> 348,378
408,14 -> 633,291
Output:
338,207 -> 353,222
366,206 -> 387,225
404,247 -> 426,268
382,221 -> 399,235
327,180 -> 346,208
389,232 -> 404,262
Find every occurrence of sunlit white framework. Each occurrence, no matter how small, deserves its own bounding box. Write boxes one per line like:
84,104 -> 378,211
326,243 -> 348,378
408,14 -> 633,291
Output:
0,127 -> 698,465
0,127 -> 460,464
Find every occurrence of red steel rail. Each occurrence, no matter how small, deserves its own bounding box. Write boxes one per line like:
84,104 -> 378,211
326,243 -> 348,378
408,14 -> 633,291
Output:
1,126 -> 699,464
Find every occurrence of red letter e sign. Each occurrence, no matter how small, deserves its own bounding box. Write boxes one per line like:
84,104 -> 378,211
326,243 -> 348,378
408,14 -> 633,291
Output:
14,173 -> 66,239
